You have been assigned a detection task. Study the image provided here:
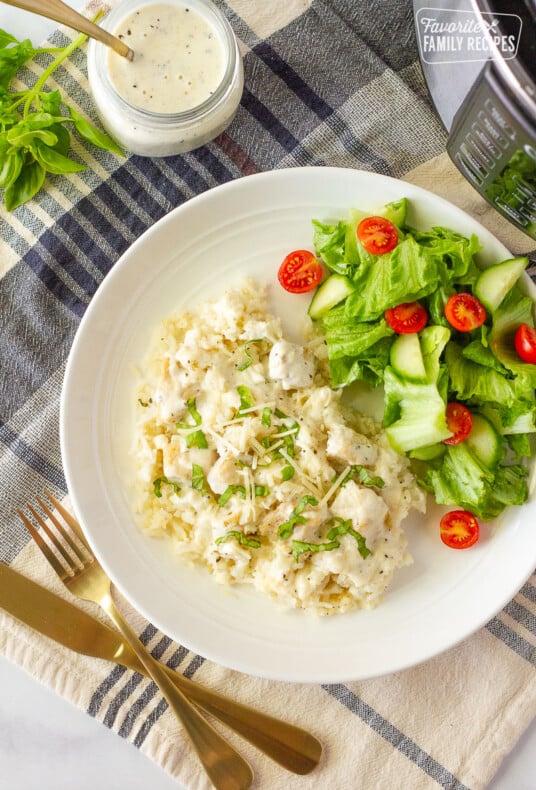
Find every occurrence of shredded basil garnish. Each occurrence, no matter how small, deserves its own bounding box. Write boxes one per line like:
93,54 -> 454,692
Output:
153,476 -> 180,498
291,539 -> 340,562
177,397 -> 203,428
215,531 -> 262,549
177,398 -> 208,448
236,339 -> 264,371
218,484 -> 269,506
327,517 -> 371,559
281,464 -> 295,481
278,495 -> 319,539
186,429 -> 208,449
340,465 -> 385,489
236,385 -> 254,415
291,518 -> 371,562
191,464 -> 209,495
261,407 -> 272,427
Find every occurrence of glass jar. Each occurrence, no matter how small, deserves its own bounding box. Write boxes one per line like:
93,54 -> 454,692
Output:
87,0 -> 243,157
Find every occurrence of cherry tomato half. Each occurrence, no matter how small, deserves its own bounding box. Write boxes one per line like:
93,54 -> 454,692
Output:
277,250 -> 323,294
440,510 -> 479,549
514,323 -> 536,364
443,402 -> 473,446
357,216 -> 398,255
385,301 -> 428,334
444,293 -> 486,332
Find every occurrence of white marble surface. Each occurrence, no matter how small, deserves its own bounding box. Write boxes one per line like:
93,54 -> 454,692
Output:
0,5 -> 535,789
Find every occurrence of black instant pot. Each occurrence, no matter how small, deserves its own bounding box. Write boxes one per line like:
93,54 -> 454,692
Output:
413,0 -> 536,240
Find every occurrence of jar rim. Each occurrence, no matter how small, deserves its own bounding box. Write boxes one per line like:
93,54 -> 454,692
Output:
88,0 -> 240,121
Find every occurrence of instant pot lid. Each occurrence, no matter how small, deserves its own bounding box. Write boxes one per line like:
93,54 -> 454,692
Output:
413,0 -> 536,132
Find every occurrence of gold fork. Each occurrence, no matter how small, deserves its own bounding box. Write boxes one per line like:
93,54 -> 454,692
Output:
20,493 -> 253,790
19,495 -> 322,777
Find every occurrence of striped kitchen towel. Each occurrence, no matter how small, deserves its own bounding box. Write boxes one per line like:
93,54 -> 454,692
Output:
0,2 -> 535,789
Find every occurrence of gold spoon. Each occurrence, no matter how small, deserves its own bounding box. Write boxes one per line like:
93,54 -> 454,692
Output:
2,0 -> 134,60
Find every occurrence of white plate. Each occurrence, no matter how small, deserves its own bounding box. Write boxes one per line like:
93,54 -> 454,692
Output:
61,167 -> 536,683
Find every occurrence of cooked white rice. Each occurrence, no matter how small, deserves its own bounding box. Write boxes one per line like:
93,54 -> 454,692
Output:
133,280 -> 425,614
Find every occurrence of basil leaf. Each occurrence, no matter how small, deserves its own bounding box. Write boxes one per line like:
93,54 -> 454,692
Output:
0,30 -> 19,48
32,140 -> 86,174
40,89 -> 62,115
0,37 -> 36,87
67,106 -> 124,156
5,158 -> 45,210
49,122 -> 71,156
13,112 -> 59,131
7,127 -> 58,148
0,150 -> 22,187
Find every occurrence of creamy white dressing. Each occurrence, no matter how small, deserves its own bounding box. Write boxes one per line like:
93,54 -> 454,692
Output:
108,3 -> 226,114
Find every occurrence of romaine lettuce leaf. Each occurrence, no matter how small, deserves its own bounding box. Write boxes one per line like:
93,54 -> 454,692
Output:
409,227 -> 481,283
489,464 -> 528,507
488,286 -> 536,381
322,310 -> 393,360
312,220 -> 349,273
321,308 -> 393,387
461,339 -> 510,374
424,443 -> 501,520
445,342 -> 534,407
343,235 -> 440,321
328,337 -> 392,388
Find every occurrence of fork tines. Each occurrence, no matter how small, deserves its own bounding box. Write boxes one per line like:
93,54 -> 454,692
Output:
18,492 -> 93,582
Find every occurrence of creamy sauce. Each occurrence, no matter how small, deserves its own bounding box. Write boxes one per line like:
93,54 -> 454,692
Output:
108,3 -> 226,114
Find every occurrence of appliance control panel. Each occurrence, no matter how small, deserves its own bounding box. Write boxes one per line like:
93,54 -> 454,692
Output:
448,70 -> 536,239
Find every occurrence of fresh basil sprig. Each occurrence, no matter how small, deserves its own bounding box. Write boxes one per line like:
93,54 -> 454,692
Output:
0,23 -> 124,211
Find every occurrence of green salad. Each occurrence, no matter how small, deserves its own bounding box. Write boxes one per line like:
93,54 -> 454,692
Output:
301,197 -> 536,533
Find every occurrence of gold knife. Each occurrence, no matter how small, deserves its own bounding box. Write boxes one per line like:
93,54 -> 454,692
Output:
0,563 -> 321,774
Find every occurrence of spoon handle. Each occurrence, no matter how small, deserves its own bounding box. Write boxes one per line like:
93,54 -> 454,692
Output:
2,0 -> 134,59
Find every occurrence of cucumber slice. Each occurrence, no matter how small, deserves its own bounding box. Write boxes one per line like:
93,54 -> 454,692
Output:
308,274 -> 354,319
474,256 -> 528,312
466,412 -> 504,470
389,333 -> 427,383
409,443 -> 447,461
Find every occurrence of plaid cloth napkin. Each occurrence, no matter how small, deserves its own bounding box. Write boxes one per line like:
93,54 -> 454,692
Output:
1,2 -> 535,788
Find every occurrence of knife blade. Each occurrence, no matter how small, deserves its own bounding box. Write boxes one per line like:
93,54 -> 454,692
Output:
0,562 -> 138,667
0,562 -> 321,774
